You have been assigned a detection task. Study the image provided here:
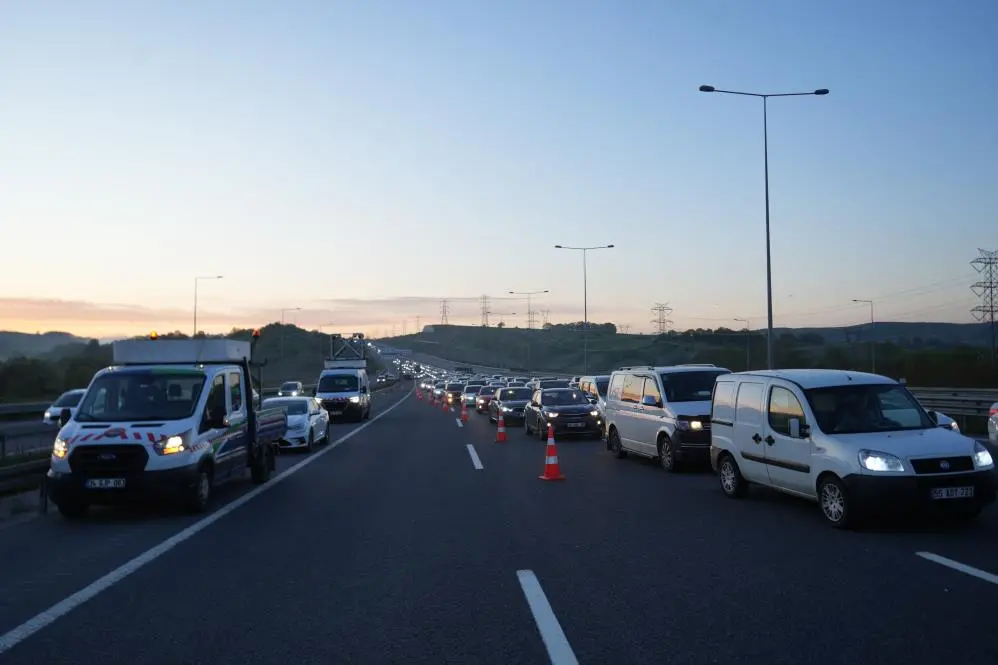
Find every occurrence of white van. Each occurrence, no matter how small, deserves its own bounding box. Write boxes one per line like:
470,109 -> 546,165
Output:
604,364 -> 732,471
315,359 -> 371,422
710,369 -> 996,528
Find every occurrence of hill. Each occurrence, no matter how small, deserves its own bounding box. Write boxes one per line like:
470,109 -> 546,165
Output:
0,324 -> 385,403
0,331 -> 88,361
382,322 -> 998,388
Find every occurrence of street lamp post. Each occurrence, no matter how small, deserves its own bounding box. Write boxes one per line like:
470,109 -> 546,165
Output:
554,244 -> 614,374
851,299 -> 876,372
193,275 -> 223,337
507,289 -> 549,330
280,307 -> 301,358
734,318 -> 751,370
699,84 -> 828,370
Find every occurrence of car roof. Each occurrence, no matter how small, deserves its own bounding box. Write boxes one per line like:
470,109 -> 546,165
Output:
722,369 -> 896,390
263,396 -> 309,403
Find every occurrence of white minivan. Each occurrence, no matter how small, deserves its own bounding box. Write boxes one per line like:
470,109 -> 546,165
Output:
710,369 -> 997,528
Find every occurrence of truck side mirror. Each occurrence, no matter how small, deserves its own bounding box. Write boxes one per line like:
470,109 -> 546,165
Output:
59,408 -> 72,427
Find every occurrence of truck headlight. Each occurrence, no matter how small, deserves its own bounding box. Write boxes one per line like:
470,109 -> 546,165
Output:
973,442 -> 994,468
858,449 -> 905,473
154,434 -> 187,456
52,438 -> 68,459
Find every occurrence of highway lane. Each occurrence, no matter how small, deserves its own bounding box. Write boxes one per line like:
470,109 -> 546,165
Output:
0,383 -> 996,663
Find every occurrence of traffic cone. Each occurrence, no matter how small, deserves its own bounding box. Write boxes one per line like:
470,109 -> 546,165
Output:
539,423 -> 566,481
495,412 -> 507,443
416,389 -> 423,401
442,397 -> 449,412
460,402 -> 470,423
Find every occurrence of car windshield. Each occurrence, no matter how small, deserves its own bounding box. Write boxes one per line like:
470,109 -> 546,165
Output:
264,399 -> 308,415
539,381 -> 569,389
543,389 -> 587,405
53,391 -> 84,408
75,371 -> 206,422
446,383 -> 464,391
318,375 -> 358,392
280,382 -> 300,391
596,379 -> 610,396
500,388 -> 532,401
464,385 -> 481,392
478,386 -> 498,395
659,370 -> 729,402
805,384 -> 934,434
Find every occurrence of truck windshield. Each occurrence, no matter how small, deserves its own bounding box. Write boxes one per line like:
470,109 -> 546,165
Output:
804,384 -> 934,434
75,371 -> 206,422
659,370 -> 730,403
318,375 -> 358,392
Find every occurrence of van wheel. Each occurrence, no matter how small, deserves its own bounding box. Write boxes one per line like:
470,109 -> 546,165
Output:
817,475 -> 854,529
251,447 -> 272,484
306,432 -> 314,453
718,453 -> 748,498
186,467 -> 212,513
657,437 -> 678,472
609,428 -> 626,459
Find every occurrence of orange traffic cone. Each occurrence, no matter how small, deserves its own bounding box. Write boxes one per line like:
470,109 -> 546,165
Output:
539,423 -> 565,481
442,397 -> 449,412
416,389 -> 423,401
495,412 -> 507,443
460,402 -> 470,423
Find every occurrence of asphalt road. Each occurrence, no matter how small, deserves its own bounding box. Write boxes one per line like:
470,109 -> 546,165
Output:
0,382 -> 996,664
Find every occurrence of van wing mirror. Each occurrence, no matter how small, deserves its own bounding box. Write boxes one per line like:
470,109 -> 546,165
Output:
59,408 -> 73,427
789,418 -> 811,439
640,395 -> 660,408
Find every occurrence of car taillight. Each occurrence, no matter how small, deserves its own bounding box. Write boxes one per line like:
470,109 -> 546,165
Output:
991,406 -> 998,417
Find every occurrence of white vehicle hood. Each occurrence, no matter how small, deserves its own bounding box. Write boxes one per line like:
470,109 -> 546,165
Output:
667,401 -> 713,418
829,427 -> 979,459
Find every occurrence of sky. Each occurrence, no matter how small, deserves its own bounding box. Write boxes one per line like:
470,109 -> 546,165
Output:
1,0 -> 996,339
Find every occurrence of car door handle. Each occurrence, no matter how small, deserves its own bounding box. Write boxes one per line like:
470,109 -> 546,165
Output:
751,433 -> 762,444
764,435 -> 775,445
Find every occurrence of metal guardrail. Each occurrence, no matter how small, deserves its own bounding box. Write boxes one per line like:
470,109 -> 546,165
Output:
908,387 -> 998,420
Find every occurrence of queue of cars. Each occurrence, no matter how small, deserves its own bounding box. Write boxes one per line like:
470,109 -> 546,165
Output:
416,362 -> 998,529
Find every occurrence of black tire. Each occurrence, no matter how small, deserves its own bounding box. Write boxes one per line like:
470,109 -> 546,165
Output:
57,501 -> 89,519
817,474 -> 854,529
658,437 -> 678,472
609,428 -> 626,458
717,453 -> 748,498
364,404 -> 372,420
306,431 -> 314,453
537,420 -> 547,441
251,446 -> 272,484
524,417 -> 532,435
185,466 -> 212,513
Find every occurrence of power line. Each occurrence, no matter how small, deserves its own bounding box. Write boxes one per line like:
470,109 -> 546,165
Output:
970,248 -> 998,371
480,295 -> 490,327
440,299 -> 450,325
651,303 -> 674,334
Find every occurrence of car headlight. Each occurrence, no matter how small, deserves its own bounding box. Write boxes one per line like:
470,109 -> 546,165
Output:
948,421 -> 960,433
590,410 -> 599,417
502,406 -> 511,412
858,449 -> 905,473
52,437 -> 68,459
349,396 -> 360,403
973,441 -> 993,468
546,412 -> 558,418
44,410 -> 52,420
153,434 -> 186,456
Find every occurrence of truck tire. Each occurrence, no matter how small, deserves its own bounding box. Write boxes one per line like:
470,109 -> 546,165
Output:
251,445 -> 273,484
185,466 -> 212,513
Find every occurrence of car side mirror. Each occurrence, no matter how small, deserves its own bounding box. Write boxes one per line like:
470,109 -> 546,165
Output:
925,410 -> 938,425
59,408 -> 73,427
311,387 -> 317,396
789,418 -> 811,439
640,395 -> 660,408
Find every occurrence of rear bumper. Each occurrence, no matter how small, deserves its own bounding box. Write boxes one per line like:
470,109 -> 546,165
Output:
47,466 -> 199,506
842,470 -> 998,515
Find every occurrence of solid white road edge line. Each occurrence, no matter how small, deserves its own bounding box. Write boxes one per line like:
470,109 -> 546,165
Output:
516,569 -> 579,665
916,551 -> 998,585
0,388 -> 414,655
455,419 -> 463,428
466,444 -> 483,470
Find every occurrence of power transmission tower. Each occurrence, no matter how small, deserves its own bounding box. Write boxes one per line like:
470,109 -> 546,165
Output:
651,303 -> 674,334
440,299 -> 450,325
971,248 -> 998,371
540,308 -> 551,326
391,323 -> 397,337
619,323 -> 632,334
480,295 -> 491,327
415,316 -> 421,333
401,320 -> 407,336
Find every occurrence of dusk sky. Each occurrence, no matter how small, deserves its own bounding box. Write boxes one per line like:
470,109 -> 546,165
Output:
1,0 -> 995,338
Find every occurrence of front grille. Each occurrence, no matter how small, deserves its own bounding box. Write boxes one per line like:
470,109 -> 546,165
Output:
69,445 -> 149,476
322,399 -> 348,410
555,413 -> 588,422
911,456 -> 974,475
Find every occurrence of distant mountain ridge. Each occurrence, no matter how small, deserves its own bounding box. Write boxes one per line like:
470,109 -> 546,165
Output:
0,331 -> 90,361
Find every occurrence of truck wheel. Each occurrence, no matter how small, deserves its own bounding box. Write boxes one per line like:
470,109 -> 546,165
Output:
186,467 -> 212,513
251,446 -> 273,484
57,501 -> 89,520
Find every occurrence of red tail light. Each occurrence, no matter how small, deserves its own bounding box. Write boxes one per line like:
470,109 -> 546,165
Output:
990,406 -> 998,417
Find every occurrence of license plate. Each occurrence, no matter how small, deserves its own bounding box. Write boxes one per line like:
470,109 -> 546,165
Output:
931,486 -> 974,500
85,478 -> 125,489
330,410 -> 343,415
567,422 -> 585,428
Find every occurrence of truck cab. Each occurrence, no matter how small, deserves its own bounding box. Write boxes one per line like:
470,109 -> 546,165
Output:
47,336 -> 286,519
